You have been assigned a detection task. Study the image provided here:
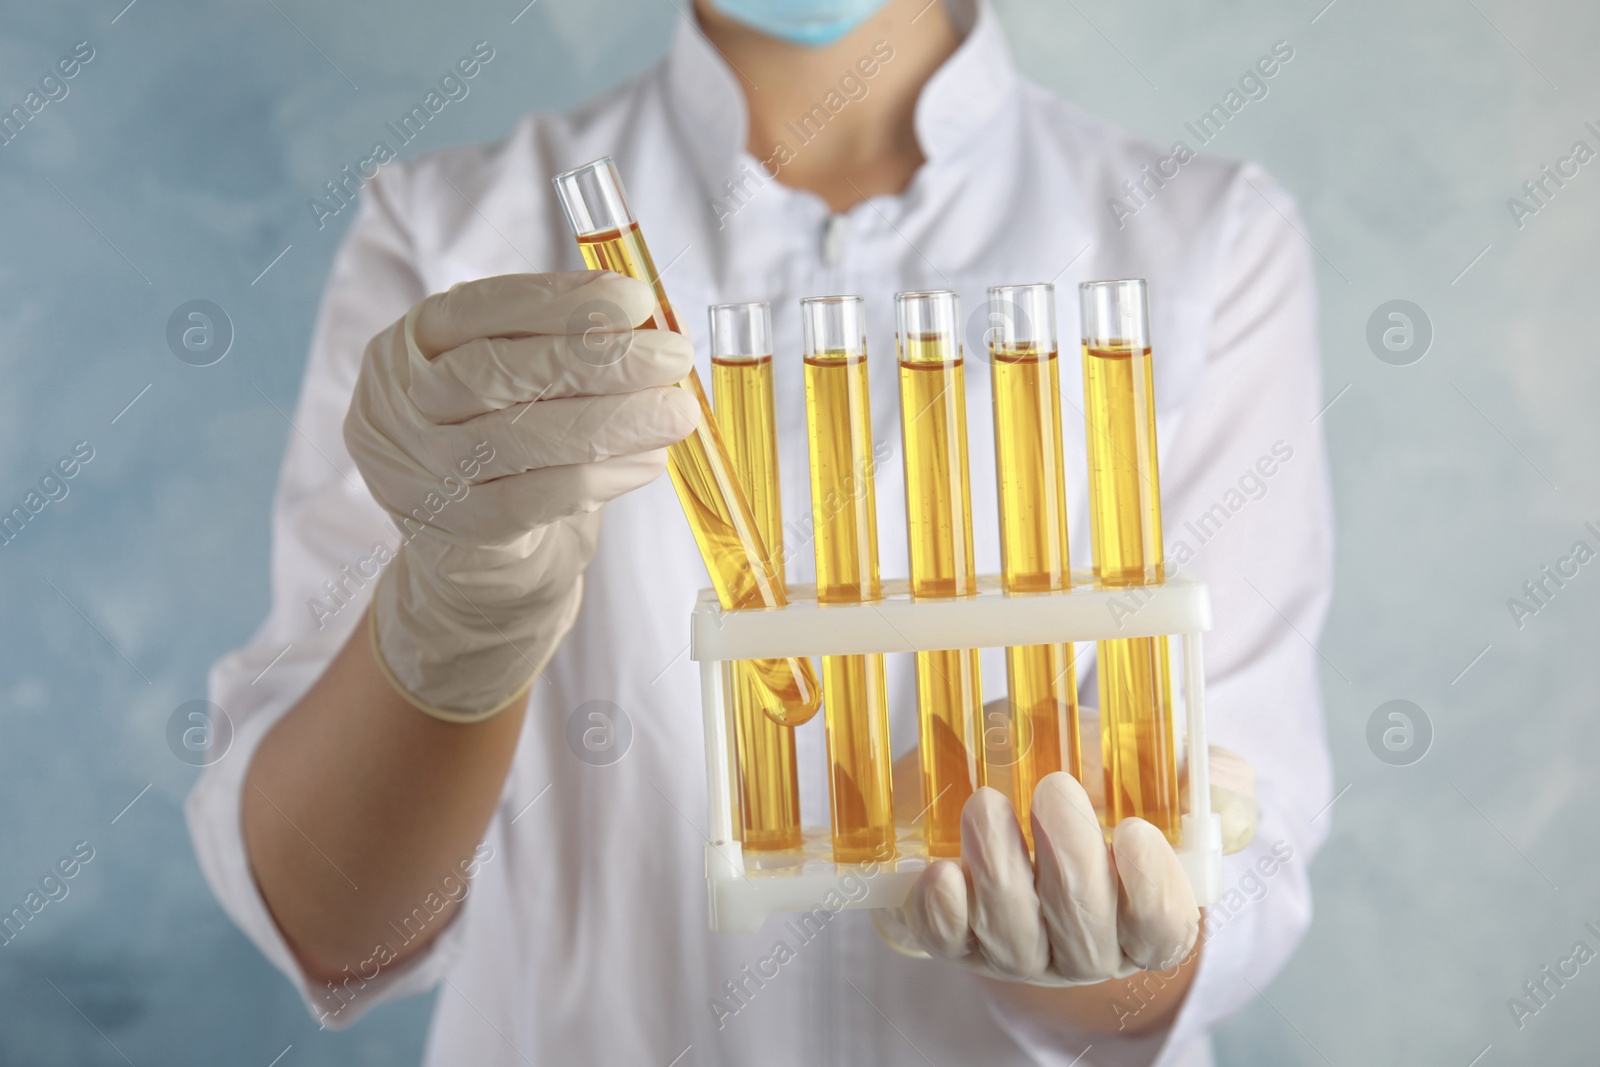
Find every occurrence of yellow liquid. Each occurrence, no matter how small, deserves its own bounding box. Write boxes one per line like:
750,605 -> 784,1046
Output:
804,351 -> 895,862
990,344 -> 1079,845
898,337 -> 983,858
711,355 -> 802,851
576,225 -> 820,726
1082,343 -> 1178,844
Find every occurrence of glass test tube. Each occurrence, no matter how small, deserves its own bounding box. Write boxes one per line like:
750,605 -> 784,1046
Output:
801,296 -> 896,863
552,158 -> 821,727
988,284 -> 1080,845
709,303 -> 802,851
896,290 -> 984,858
1079,279 -> 1179,844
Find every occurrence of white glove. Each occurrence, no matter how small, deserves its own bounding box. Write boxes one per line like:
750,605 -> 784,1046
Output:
344,271 -> 698,721
877,745 -> 1258,984
1203,745 -> 1258,854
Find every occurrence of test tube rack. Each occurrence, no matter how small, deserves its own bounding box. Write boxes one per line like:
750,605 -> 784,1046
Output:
693,573 -> 1223,935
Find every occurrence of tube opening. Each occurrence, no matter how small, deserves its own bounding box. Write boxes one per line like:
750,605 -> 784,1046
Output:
895,290 -> 961,363
709,302 -> 773,360
1079,279 -> 1150,349
986,283 -> 1056,352
552,156 -> 635,237
801,294 -> 867,359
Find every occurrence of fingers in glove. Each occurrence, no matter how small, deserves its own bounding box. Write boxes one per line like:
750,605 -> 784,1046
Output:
1207,746 -> 1258,855
1111,819 -> 1199,971
1031,772 -> 1121,981
416,327 -> 696,423
446,449 -> 674,536
906,860 -> 974,960
421,386 -> 698,482
411,271 -> 656,358
963,787 -> 1050,979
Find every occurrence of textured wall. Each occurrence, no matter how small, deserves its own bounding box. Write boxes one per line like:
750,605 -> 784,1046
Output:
0,0 -> 1594,1063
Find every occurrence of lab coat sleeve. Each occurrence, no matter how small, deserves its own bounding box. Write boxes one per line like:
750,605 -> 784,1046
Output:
1143,161 -> 1335,1062
988,163 -> 1336,1065
184,169 -> 472,1028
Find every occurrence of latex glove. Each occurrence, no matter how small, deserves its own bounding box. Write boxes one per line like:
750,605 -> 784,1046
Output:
1194,745 -> 1257,855
344,271 -> 697,721
877,745 -> 1258,985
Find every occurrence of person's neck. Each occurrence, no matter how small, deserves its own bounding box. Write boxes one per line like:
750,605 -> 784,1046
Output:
693,0 -> 962,212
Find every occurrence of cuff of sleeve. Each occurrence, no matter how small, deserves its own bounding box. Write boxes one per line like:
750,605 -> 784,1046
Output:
979,955 -> 1215,1067
980,824 -> 1310,1066
1154,819 -> 1313,1058
184,670 -> 471,1029
368,600 -> 535,724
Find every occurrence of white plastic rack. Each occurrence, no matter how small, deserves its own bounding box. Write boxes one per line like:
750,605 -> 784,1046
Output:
692,574 -> 1222,935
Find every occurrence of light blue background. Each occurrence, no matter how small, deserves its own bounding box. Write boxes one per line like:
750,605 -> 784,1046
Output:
2,0 -> 1597,1063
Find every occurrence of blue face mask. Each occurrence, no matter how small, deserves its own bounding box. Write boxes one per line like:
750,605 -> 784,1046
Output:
708,0 -> 891,47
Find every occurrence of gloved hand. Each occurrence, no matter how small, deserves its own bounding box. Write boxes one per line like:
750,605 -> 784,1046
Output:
344,271 -> 698,721
876,745 -> 1257,984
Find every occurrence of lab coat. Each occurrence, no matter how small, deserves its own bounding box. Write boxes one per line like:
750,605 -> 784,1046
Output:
187,2 -> 1334,1063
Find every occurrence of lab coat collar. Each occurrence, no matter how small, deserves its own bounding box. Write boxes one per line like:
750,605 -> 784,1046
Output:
663,0 -> 1020,184
912,1 -> 1019,162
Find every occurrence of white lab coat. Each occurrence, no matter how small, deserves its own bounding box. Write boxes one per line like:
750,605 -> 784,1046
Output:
187,3 -> 1334,1063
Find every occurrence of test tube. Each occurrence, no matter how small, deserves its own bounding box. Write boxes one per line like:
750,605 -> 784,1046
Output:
896,290 -> 984,858
1079,279 -> 1179,844
988,284 -> 1080,845
801,296 -> 896,863
553,158 -> 821,727
709,303 -> 802,851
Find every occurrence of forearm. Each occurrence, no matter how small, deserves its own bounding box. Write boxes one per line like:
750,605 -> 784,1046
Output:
980,935 -> 1200,1037
242,607 -> 524,984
